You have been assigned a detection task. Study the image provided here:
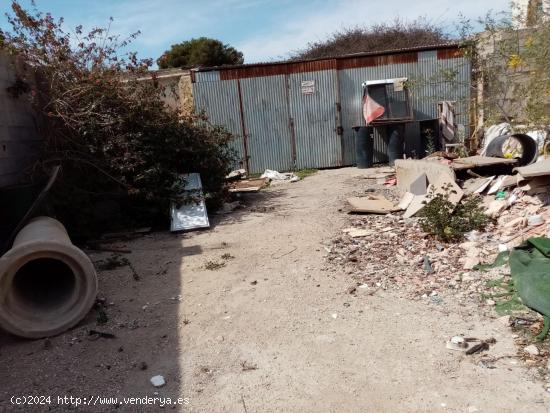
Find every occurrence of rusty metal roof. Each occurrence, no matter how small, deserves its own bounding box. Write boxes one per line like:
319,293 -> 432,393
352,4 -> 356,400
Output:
193,43 -> 462,73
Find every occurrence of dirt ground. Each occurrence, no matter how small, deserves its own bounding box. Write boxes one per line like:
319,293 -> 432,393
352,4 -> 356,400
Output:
1,167 -> 549,412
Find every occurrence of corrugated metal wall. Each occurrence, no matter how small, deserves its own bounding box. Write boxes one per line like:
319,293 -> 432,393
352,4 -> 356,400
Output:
240,75 -> 294,172
193,77 -> 246,169
193,46 -> 471,173
288,69 -> 341,169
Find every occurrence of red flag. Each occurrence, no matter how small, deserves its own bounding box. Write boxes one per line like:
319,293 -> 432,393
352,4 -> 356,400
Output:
363,93 -> 385,124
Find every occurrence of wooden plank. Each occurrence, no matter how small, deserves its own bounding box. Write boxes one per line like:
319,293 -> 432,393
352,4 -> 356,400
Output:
229,178 -> 268,193
451,156 -> 517,170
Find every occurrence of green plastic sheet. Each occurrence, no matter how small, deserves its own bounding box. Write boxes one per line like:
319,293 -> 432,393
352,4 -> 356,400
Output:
509,237 -> 550,318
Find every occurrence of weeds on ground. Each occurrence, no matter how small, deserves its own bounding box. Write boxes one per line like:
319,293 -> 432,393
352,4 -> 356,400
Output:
203,260 -> 226,270
221,253 -> 235,260
96,254 -> 130,271
95,254 -> 140,280
295,168 -> 318,180
419,184 -> 489,242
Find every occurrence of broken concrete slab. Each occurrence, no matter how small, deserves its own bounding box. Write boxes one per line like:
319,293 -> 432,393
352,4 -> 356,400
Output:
474,177 -> 495,194
403,194 -> 428,218
347,195 -> 399,214
487,176 -> 507,195
451,156 -> 517,170
520,176 -> 550,195
462,177 -> 494,195
409,173 -> 428,195
515,159 -> 550,178
395,159 -> 455,192
402,173 -> 463,218
485,200 -> 508,218
430,174 -> 464,206
342,228 -> 373,237
397,192 -> 415,210
500,174 -> 525,188
487,175 -> 525,195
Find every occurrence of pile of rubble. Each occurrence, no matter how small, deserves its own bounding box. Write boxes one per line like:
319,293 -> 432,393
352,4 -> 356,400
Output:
325,154 -> 550,306
325,210 -> 509,304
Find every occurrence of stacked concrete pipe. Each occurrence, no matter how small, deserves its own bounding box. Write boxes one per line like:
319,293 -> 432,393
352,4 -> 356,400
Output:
0,217 -> 97,338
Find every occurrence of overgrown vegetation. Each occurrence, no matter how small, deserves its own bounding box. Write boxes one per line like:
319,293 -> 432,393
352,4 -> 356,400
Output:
291,18 -> 450,60
460,2 -> 550,129
157,37 -> 244,69
419,185 -> 489,242
1,1 -> 235,238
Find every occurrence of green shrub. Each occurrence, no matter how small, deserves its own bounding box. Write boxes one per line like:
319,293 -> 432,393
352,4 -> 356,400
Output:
3,2 -> 235,238
418,185 -> 489,242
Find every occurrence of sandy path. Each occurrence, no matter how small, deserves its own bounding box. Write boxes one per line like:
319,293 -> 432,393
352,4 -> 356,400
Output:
0,168 -> 548,412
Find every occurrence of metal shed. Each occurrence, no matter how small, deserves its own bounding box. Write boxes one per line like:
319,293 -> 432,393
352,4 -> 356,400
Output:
192,44 -> 471,173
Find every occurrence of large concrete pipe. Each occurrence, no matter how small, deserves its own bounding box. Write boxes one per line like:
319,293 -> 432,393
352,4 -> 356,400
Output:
484,133 -> 538,166
0,217 -> 97,338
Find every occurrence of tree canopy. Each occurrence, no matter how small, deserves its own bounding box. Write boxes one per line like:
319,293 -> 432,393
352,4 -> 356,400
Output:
157,37 -> 244,68
291,18 -> 451,60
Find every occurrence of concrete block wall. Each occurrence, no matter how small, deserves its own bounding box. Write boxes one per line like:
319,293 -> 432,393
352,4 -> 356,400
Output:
0,52 -> 40,188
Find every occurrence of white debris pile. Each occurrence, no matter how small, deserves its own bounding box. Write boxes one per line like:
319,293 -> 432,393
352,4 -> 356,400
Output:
327,155 -> 550,303
261,169 -> 300,183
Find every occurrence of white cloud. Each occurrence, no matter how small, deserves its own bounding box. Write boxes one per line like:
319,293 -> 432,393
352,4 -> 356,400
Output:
20,0 -> 510,63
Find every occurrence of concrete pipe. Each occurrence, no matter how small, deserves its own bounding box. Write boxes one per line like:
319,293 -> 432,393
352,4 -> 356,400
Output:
484,133 -> 538,166
0,217 -> 97,338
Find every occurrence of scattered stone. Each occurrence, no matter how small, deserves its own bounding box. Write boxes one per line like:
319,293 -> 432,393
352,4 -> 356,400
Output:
485,200 -> 508,217
462,256 -> 480,270
342,228 -> 372,238
423,256 -> 434,274
150,375 -> 166,387
524,345 -> 540,356
446,336 -> 468,351
497,315 -> 511,326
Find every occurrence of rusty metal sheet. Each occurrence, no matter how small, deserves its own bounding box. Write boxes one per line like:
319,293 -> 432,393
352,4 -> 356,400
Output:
220,60 -> 337,81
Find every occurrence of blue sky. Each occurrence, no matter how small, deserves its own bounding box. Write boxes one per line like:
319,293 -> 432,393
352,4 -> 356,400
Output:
2,0 -> 510,64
